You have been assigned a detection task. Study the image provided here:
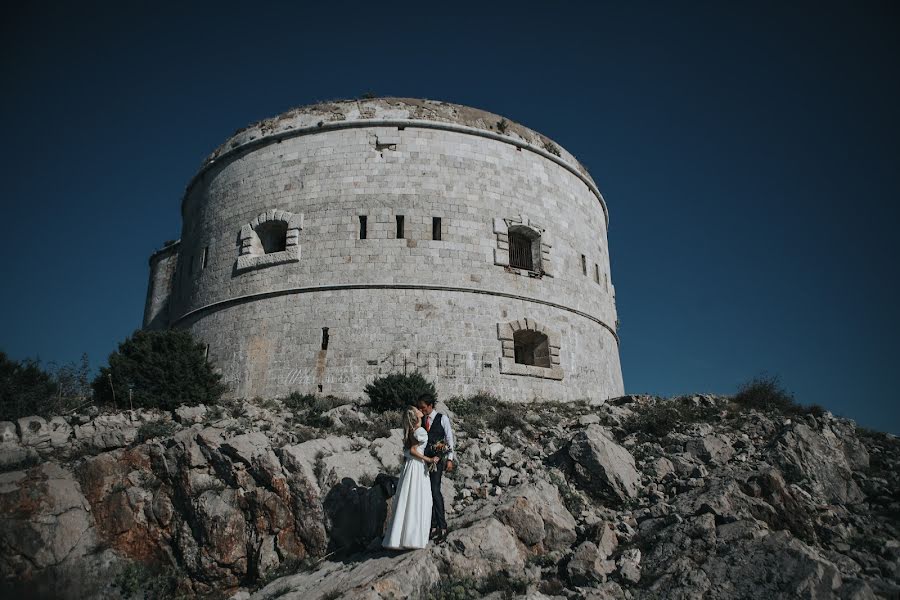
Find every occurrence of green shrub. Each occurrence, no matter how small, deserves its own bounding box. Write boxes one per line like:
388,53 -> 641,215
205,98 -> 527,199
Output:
92,329 -> 227,411
364,372 -> 436,413
0,352 -> 58,421
136,421 -> 178,443
623,398 -> 719,437
112,562 -> 188,600
446,392 -> 498,433
731,376 -> 829,417
427,572 -> 528,600
732,375 -> 797,413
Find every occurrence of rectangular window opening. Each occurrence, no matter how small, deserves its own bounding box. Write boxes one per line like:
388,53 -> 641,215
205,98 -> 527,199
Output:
359,215 -> 367,240
321,327 -> 329,350
396,215 -> 405,239
581,254 -> 587,276
594,264 -> 600,284
201,246 -> 208,270
204,344 -> 210,360
432,217 -> 442,241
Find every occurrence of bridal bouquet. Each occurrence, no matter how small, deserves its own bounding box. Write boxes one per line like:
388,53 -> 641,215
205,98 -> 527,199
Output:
428,439 -> 451,473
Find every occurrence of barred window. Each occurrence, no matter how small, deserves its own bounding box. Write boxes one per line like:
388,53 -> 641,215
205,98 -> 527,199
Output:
509,232 -> 533,271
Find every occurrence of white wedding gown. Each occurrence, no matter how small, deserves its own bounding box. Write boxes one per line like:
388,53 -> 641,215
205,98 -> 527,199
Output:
382,427 -> 433,549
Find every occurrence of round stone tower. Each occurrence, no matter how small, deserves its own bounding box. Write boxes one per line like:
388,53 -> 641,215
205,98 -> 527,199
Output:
143,98 -> 623,402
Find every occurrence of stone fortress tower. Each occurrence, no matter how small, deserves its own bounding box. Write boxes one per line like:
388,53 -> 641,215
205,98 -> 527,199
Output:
143,98 -> 624,402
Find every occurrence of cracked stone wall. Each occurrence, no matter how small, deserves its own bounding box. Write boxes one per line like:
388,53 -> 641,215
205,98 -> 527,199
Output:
144,99 -> 624,401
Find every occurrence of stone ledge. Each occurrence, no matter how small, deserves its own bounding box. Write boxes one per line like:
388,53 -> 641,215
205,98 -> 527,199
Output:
236,246 -> 301,271
499,358 -> 563,380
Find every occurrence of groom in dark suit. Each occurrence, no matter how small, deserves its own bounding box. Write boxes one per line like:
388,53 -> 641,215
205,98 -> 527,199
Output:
416,393 -> 455,540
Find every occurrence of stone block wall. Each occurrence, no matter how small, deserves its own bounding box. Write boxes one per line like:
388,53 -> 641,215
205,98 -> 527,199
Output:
145,99 -> 623,401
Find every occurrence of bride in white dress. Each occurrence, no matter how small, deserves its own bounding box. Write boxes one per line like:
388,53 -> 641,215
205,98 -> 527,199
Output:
382,406 -> 439,550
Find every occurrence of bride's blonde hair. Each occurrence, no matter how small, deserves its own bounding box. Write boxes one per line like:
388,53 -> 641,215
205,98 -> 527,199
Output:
402,406 -> 420,449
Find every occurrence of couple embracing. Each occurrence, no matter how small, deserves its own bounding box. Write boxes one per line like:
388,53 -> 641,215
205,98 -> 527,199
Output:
382,393 -> 455,550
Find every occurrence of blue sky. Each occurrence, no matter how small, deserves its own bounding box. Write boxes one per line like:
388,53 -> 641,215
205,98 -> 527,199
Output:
1,1 -> 897,433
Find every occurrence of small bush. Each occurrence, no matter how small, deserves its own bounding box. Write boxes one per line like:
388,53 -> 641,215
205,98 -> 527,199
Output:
623,398 -> 719,437
364,372 -> 436,413
112,562 -> 188,600
92,329 -> 227,411
730,375 -> 832,418
542,139 -> 561,157
427,572 -> 528,600
283,392 -> 351,429
732,375 -> 796,413
136,421 -> 178,443
447,392 -> 499,434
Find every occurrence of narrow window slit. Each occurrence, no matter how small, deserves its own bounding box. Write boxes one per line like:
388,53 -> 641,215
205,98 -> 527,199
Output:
432,217 -> 442,241
321,327 -> 329,350
396,215 -> 404,239
359,215 -> 367,240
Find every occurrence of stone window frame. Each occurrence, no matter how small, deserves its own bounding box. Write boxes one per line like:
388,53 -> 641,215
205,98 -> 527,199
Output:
236,209 -> 303,271
497,318 -> 563,380
493,215 -> 553,277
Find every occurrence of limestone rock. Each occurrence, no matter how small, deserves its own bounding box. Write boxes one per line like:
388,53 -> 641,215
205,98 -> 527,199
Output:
437,518 -> 526,579
495,481 -> 576,552
370,428 -> 403,472
616,548 -> 641,583
18,416 -> 51,450
0,421 -> 18,444
0,462 -> 97,576
568,541 -> 615,585
251,547 -> 440,600
685,434 -> 734,465
568,425 -> 639,503
774,422 -> 867,505
320,447 -> 382,490
174,404 -> 208,424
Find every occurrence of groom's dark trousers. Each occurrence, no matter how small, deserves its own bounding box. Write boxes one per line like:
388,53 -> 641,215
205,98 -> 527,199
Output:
423,412 -> 448,531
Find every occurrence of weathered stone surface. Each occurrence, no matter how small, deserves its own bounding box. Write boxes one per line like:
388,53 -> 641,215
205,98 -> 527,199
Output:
685,434 -> 734,465
568,425 -> 639,503
47,416 -> 72,448
1,394 -> 897,600
74,413 -> 138,451
651,456 -> 675,479
495,481 -> 576,552
280,436 -> 354,494
0,463 -> 96,576
773,422 -> 867,505
370,428 -> 403,472
18,416 -> 51,450
251,547 -> 440,600
147,99 -> 624,402
568,541 -> 616,585
320,448 -> 382,489
436,518 -> 526,579
0,421 -> 18,444
174,404 -> 208,424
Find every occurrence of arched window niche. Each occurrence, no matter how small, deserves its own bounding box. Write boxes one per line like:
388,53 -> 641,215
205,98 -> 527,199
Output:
493,215 -> 553,277
236,209 -> 303,271
498,318 -> 563,379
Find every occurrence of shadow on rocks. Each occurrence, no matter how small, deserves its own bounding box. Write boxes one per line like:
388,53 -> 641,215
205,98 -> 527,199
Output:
322,473 -> 398,557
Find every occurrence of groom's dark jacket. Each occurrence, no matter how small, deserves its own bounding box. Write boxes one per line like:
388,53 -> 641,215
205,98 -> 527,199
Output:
422,412 -> 446,458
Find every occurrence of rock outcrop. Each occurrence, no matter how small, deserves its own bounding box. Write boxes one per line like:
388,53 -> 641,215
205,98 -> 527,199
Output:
0,394 -> 897,600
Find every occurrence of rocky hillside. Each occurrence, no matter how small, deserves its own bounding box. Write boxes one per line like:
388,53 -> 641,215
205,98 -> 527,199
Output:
0,393 -> 897,599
